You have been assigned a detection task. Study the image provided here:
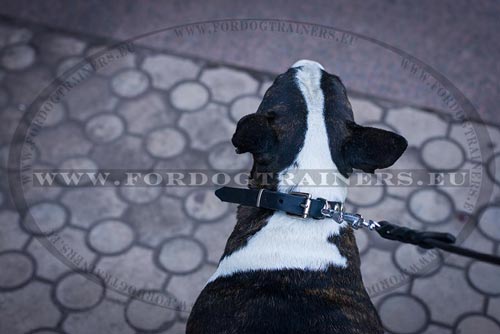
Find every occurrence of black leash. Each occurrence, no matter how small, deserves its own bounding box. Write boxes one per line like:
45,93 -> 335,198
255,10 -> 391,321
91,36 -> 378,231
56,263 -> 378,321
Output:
375,221 -> 500,266
215,186 -> 500,266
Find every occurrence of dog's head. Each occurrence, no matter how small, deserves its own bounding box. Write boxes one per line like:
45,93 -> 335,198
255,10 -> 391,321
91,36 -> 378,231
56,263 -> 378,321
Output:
232,60 -> 407,193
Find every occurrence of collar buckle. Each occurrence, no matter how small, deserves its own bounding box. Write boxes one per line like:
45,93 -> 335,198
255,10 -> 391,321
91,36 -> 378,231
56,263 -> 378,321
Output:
288,192 -> 312,218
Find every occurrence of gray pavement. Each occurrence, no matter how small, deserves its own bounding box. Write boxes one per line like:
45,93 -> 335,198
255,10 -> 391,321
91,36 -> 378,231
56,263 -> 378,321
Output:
0,0 -> 499,126
0,12 -> 500,334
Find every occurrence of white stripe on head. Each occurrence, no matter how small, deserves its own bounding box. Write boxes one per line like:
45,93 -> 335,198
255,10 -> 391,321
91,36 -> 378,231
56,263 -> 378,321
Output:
292,59 -> 325,70
208,60 -> 348,283
280,60 -> 348,202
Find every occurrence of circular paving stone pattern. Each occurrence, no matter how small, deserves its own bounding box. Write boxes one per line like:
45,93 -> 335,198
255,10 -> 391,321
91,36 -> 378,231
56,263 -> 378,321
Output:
125,291 -> 177,331
85,113 -> 125,143
208,142 -> 252,170
43,102 -> 66,127
119,186 -> 162,204
169,81 -> 209,111
347,184 -> 385,207
200,67 -> 258,103
467,261 -> 500,295
145,127 -> 186,159
1,44 -> 35,70
455,315 -> 500,334
394,244 -> 440,277
0,251 -> 34,289
185,189 -> 229,221
420,137 -> 465,170
178,103 -> 234,151
111,69 -> 149,98
3,27 -> 33,45
157,237 -> 205,274
478,206 -> 500,241
60,156 -> 98,171
91,135 -> 154,170
25,202 -> 67,235
56,56 -> 86,77
408,188 -> 453,224
88,219 -> 135,255
229,95 -> 261,122
378,294 -> 428,334
59,157 -> 98,186
55,272 -> 104,310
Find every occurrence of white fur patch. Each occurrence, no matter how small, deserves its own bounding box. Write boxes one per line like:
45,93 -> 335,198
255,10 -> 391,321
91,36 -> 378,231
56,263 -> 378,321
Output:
207,212 -> 347,282
279,60 -> 348,202
208,60 -> 348,282
292,59 -> 325,70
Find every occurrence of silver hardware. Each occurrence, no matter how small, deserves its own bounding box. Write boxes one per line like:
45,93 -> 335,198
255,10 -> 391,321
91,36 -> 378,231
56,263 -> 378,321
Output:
286,193 -> 379,230
289,192 -> 312,219
342,212 -> 381,230
316,197 -> 380,230
319,198 -> 344,222
334,202 -> 344,213
366,219 -> 381,230
256,189 -> 265,208
320,200 -> 332,218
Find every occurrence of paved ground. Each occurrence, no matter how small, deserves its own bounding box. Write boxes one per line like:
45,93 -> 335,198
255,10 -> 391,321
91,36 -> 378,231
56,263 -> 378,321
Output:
0,16 -> 500,334
0,0 -> 499,126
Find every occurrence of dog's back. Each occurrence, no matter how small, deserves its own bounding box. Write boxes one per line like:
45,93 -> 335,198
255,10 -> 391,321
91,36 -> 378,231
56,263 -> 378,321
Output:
188,209 -> 382,334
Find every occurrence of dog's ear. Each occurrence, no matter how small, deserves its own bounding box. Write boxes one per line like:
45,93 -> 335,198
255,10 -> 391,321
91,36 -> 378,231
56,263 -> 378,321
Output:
342,121 -> 407,173
232,113 -> 277,155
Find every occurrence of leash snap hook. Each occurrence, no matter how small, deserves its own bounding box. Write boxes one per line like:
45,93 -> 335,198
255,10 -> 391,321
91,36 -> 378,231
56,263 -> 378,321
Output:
343,212 -> 381,230
319,198 -> 343,222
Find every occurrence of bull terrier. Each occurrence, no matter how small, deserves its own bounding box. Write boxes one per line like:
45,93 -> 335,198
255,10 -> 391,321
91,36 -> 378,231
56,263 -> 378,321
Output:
187,60 -> 407,334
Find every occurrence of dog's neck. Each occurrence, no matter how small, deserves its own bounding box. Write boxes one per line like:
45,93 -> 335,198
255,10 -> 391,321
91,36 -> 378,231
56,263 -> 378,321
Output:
208,61 -> 358,284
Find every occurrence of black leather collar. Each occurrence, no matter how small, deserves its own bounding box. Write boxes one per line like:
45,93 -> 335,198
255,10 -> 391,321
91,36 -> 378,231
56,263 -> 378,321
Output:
214,186 -> 343,219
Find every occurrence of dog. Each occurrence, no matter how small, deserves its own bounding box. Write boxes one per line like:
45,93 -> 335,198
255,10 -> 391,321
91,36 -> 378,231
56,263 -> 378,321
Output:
186,60 -> 407,334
